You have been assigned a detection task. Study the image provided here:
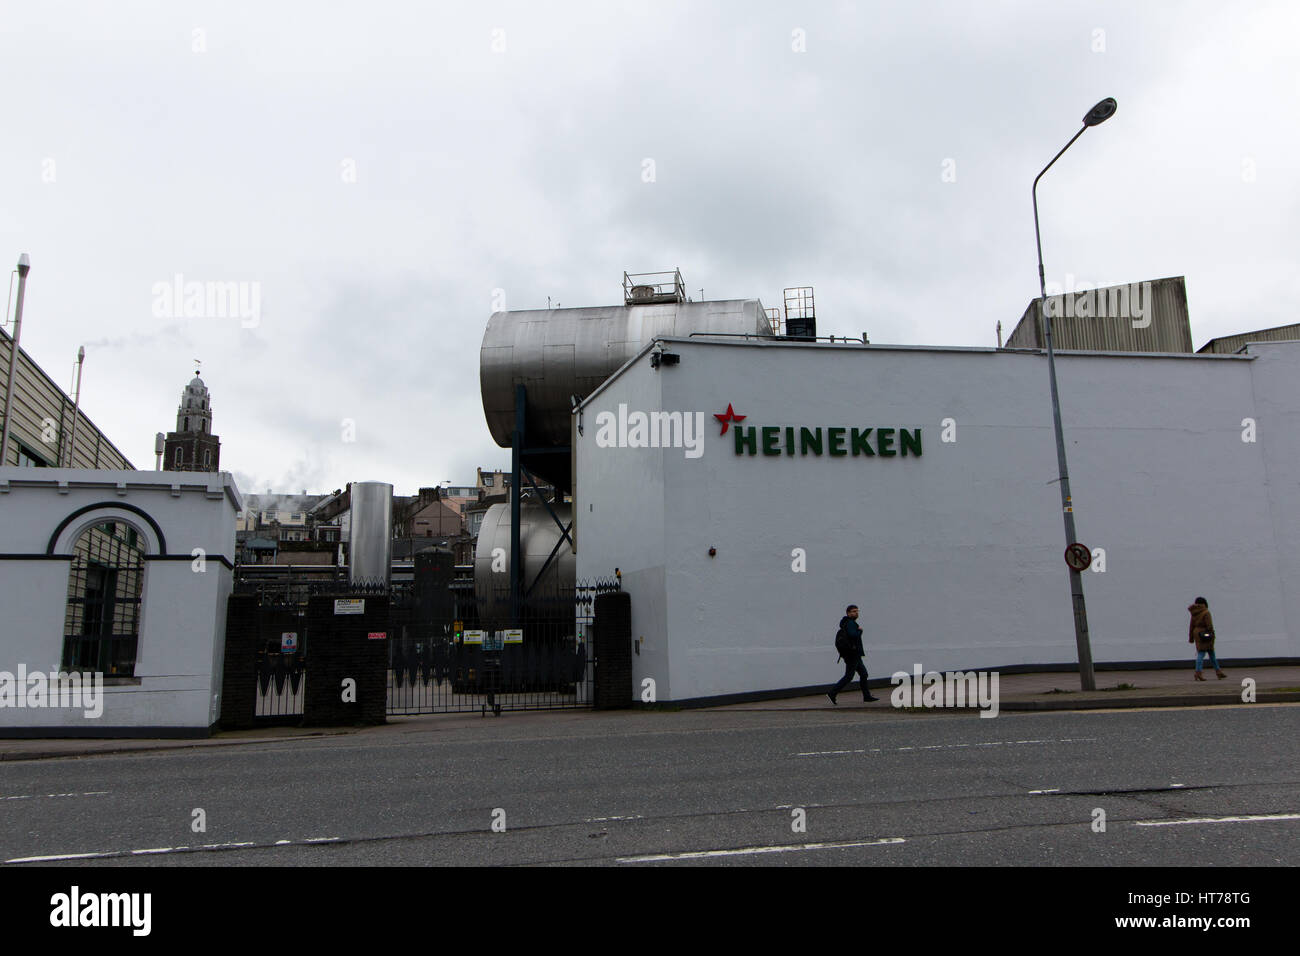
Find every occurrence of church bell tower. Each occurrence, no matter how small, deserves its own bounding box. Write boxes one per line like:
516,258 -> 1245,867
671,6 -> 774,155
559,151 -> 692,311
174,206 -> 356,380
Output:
162,370 -> 221,472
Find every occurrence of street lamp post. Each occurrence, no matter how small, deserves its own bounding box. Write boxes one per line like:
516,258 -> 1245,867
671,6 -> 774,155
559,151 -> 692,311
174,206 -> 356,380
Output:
1,253 -> 32,466
1031,97 -> 1117,692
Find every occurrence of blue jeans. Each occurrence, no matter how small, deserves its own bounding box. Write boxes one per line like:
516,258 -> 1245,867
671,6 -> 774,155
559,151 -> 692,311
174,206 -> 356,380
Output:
1195,648 -> 1220,671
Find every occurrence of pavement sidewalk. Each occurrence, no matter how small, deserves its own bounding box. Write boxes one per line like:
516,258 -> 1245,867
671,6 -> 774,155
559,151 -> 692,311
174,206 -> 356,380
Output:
2,665 -> 1297,763
715,663 -> 1300,712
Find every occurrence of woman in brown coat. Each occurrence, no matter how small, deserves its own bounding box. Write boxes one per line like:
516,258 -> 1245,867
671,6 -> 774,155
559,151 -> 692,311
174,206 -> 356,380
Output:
1188,596 -> 1225,680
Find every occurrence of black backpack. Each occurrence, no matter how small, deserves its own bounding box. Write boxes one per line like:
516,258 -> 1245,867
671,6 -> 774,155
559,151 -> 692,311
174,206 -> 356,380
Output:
834,626 -> 855,658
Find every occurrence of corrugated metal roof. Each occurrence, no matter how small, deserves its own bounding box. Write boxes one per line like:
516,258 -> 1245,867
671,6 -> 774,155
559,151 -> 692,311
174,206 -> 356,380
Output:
1005,276 -> 1192,353
1196,323 -> 1300,354
0,325 -> 135,468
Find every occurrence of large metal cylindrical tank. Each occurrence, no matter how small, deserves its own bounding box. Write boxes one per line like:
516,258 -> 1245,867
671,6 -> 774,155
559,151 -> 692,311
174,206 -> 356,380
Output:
480,298 -> 771,448
473,501 -> 574,619
349,481 -> 393,587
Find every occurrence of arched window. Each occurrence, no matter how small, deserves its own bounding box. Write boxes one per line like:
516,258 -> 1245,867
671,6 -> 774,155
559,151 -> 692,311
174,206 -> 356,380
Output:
184,417 -> 190,432
62,521 -> 145,677
203,449 -> 211,467
174,447 -> 183,467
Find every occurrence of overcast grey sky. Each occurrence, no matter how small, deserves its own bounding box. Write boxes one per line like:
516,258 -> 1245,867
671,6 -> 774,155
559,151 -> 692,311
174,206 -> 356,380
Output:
4,1 -> 1297,497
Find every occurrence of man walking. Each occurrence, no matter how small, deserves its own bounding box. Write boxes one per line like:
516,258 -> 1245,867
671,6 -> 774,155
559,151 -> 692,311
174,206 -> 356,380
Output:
829,604 -> 878,704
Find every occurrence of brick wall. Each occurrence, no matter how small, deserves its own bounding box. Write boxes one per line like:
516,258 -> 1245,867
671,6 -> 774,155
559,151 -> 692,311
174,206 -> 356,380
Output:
302,594 -> 389,726
592,591 -> 631,709
219,594 -> 259,729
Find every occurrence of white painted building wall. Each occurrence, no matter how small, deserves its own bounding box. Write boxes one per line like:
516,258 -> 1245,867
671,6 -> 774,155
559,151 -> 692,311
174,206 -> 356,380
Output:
0,469 -> 241,734
575,338 -> 1300,702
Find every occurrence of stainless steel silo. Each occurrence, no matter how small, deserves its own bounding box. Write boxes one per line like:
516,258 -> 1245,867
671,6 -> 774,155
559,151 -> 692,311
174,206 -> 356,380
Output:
349,481 -> 393,587
479,298 -> 771,448
473,501 -> 574,620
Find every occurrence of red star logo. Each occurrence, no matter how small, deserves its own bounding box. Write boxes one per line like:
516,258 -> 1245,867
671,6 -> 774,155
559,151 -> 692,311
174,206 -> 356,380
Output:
714,403 -> 746,435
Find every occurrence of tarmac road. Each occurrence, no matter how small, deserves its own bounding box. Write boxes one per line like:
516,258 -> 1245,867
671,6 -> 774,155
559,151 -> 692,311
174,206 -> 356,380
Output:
1,702 -> 1296,866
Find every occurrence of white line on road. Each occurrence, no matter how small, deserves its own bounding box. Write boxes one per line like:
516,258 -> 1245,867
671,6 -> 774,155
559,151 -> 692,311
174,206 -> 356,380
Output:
1133,813 -> 1300,827
1,791 -> 109,801
5,835 -> 343,863
795,737 -> 1095,757
617,837 -> 906,862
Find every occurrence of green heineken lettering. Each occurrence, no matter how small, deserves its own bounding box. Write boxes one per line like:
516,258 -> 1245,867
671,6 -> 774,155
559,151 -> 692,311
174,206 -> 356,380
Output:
726,419 -> 920,459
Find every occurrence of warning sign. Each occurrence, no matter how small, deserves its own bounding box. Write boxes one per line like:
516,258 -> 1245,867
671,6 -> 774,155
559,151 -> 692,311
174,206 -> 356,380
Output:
334,599 -> 365,615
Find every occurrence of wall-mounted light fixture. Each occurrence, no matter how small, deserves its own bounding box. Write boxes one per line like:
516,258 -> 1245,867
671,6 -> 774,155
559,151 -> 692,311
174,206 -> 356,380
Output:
649,351 -> 680,370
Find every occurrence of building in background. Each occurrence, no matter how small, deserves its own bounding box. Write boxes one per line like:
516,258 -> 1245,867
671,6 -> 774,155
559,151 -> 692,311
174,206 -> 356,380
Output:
1197,323 -> 1300,354
0,325 -> 133,469
162,372 -> 221,472
438,485 -> 480,514
235,484 -> 478,567
235,492 -> 333,564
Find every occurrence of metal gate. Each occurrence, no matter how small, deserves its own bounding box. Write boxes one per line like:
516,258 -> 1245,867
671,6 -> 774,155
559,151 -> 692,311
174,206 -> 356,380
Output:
231,570 -> 619,720
386,579 -> 618,715
247,582 -> 311,722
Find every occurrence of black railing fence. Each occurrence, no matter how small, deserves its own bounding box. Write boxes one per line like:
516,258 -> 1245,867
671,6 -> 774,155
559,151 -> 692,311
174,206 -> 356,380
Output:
232,569 -> 620,718
387,579 -> 621,714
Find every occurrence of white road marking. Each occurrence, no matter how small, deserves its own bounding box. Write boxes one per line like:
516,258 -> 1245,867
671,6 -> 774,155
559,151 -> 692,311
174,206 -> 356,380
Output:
1028,789 -> 1062,794
794,737 -> 1094,757
617,837 -> 905,862
5,835 -> 342,863
1133,813 -> 1300,827
1,791 -> 108,801
585,815 -> 644,822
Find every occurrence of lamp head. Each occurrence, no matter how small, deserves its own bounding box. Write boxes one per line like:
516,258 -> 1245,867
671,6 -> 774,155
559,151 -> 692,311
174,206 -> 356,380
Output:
1083,97 -> 1117,127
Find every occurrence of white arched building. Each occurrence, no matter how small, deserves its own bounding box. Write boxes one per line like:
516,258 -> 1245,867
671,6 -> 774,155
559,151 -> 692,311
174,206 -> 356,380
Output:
0,469 -> 240,735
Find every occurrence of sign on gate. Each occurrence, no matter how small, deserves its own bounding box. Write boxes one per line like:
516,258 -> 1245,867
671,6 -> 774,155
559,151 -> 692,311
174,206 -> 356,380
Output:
280,632 -> 298,653
334,599 -> 365,615
463,629 -> 485,644
502,628 -> 523,645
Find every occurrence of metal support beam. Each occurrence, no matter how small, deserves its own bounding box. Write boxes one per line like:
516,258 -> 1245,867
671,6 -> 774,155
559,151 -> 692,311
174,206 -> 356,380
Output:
510,383 -> 525,625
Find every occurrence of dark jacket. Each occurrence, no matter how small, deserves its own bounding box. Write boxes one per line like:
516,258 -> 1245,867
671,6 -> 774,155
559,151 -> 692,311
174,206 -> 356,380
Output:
839,616 -> 865,658
1188,602 -> 1216,651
